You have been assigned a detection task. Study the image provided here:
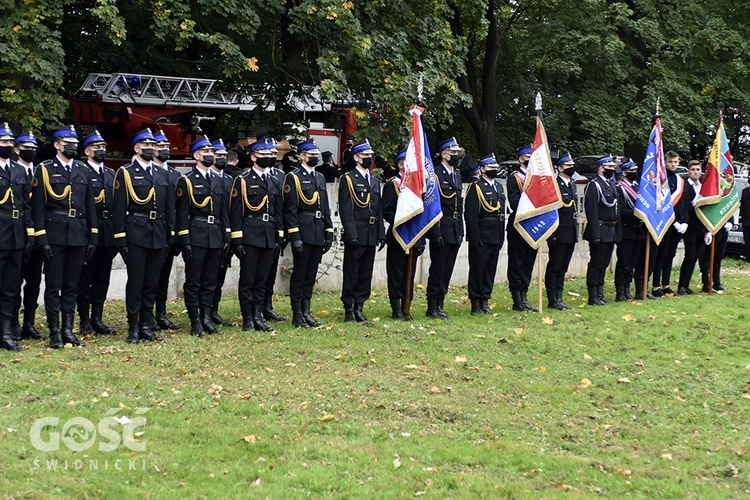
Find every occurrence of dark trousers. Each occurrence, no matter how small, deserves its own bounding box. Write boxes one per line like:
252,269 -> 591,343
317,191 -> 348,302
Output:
653,226 -> 680,288
507,226 -> 536,293
239,245 -> 273,310
426,242 -> 459,299
156,245 -> 179,304
386,245 -> 418,300
635,238 -> 658,289
213,250 -> 233,310
125,244 -> 166,316
341,243 -> 376,304
545,240 -> 575,293
16,248 -> 43,316
78,246 -> 119,308
265,244 -> 282,301
614,238 -> 643,287
290,244 -> 324,302
0,249 -> 23,322
678,229 -> 706,289
586,241 -> 615,287
183,246 -> 222,310
700,228 -> 727,287
468,243 -> 501,300
45,245 -> 86,315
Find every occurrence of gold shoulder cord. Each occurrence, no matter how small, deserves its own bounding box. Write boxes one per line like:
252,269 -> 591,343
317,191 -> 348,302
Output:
40,164 -> 72,203
436,174 -> 457,200
241,177 -> 268,212
476,183 -> 500,212
184,176 -> 212,212
0,181 -> 12,206
345,174 -> 370,209
292,172 -> 319,206
121,168 -> 155,206
561,199 -> 575,208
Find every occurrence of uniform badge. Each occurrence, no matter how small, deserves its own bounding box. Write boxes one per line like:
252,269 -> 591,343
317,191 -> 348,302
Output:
176,188 -> 183,197
232,188 -> 238,197
284,184 -> 291,194
113,180 -> 120,189
32,177 -> 38,187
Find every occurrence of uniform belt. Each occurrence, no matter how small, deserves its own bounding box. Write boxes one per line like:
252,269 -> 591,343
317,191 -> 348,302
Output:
244,213 -> 274,222
355,215 -> 378,224
299,209 -> 323,219
478,214 -> 505,220
0,209 -> 22,219
50,208 -> 85,219
190,214 -> 217,224
98,210 -> 112,220
600,220 -> 617,226
128,210 -> 165,220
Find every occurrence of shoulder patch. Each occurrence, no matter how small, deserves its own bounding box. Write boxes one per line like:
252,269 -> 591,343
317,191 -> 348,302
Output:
232,188 -> 238,197
32,177 -> 38,187
176,187 -> 183,197
113,180 -> 120,190
284,184 -> 291,194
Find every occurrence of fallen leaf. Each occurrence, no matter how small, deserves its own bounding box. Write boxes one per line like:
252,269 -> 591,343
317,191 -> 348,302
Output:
513,327 -> 523,335
622,314 -> 635,321
455,355 -> 467,363
618,377 -> 631,384
743,394 -> 750,400
250,477 -> 262,487
583,353 -> 592,360
542,317 -> 554,325
318,414 -> 335,422
617,468 -> 632,478
241,435 -> 257,443
393,456 -> 401,469
580,378 -> 592,388
539,366 -> 546,373
430,386 -> 441,394
661,453 -> 673,461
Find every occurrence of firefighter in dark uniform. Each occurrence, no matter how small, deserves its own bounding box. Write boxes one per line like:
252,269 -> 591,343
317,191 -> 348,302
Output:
113,129 -> 174,344
426,137 -> 464,319
76,130 -> 118,335
12,131 -> 43,341
544,153 -> 578,310
338,140 -> 385,322
176,137 -> 230,337
583,156 -> 621,305
464,154 -> 506,314
209,139 -> 235,327
262,152 -> 287,323
32,125 -> 98,348
0,124 -> 33,351
230,138 -> 283,332
383,150 -> 425,320
506,145 -> 538,312
151,129 -> 182,331
614,159 -> 645,301
283,139 -> 334,328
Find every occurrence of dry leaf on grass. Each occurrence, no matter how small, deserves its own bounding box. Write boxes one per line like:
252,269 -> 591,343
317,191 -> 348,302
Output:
618,377 -> 631,384
455,355 -> 467,363
580,378 -> 592,388
622,314 -> 635,321
318,414 -> 335,422
542,317 -> 554,325
241,435 -> 257,443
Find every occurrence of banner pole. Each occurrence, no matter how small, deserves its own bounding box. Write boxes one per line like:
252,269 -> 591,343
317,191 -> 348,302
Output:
537,249 -> 543,313
709,235 -> 716,295
642,232 -> 651,300
403,249 -> 415,320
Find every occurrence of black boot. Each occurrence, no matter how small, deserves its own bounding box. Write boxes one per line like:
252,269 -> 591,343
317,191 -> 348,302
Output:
557,291 -> 571,310
90,303 -> 116,335
155,301 -> 180,330
588,287 -> 605,305
623,285 -> 634,301
10,316 -> 21,341
470,299 -> 482,315
344,303 -> 356,322
302,299 -> 321,327
262,294 -> 286,322
47,312 -> 63,348
202,307 -> 222,335
211,309 -> 233,327
78,299 -> 94,336
597,285 -> 609,304
401,298 -> 413,321
188,308 -> 206,336
512,291 -> 527,311
547,292 -> 561,310
390,299 -> 404,320
353,303 -> 367,322
435,297 -> 449,319
139,310 -> 163,341
1,320 -> 25,351
520,291 -> 538,312
291,300 -> 309,328
615,284 -> 627,302
126,313 -> 140,344
21,307 -> 43,340
61,312 -> 85,347
253,304 -> 274,332
426,297 -> 441,318
240,303 -> 254,331
480,299 -> 493,314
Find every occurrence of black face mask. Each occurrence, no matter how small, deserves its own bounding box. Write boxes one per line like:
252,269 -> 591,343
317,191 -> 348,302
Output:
19,149 -> 36,164
255,157 -> 275,169
625,171 -> 638,181
448,155 -> 460,168
306,156 -> 320,167
361,157 -> 373,169
215,158 -> 226,170
602,168 -> 615,179
201,154 -> 215,168
563,167 -> 576,177
139,148 -> 155,162
484,169 -> 498,179
0,146 -> 13,160
92,150 -> 106,163
62,144 -> 78,160
156,150 -> 170,162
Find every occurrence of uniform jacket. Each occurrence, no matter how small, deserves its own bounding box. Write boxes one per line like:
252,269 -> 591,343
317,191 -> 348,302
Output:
112,160 -> 175,250
338,168 -> 385,246
230,168 -> 283,249
668,170 -> 687,224
683,179 -> 705,234
86,161 -> 117,247
617,179 -> 645,241
32,157 -> 98,247
0,160 -> 33,250
583,175 -> 621,243
283,166 -> 333,245
175,168 -> 229,249
551,176 -> 579,244
428,162 -> 464,244
464,176 -> 506,246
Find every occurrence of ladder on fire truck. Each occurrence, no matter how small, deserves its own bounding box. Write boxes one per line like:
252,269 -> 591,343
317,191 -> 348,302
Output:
74,73 -> 330,113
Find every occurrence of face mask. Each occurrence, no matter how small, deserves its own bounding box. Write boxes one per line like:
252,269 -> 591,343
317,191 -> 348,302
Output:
139,148 -> 155,162
625,171 -> 638,181
563,167 -> 576,177
215,158 -> 226,170
201,154 -> 215,167
92,150 -> 106,163
448,155 -> 460,168
0,146 -> 13,160
62,144 -> 78,160
19,149 -> 37,164
255,157 -> 275,169
602,168 -> 615,179
306,156 -> 320,167
484,169 -> 498,179
156,150 -> 170,162
361,157 -> 373,169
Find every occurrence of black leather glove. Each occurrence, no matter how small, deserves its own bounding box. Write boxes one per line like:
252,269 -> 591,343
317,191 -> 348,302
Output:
348,239 -> 359,248
291,240 -> 304,257
221,242 -> 231,261
233,244 -> 246,258
119,247 -> 128,264
41,244 -> 53,263
170,244 -> 182,258
182,244 -> 192,262
275,236 -> 284,251
322,238 -> 333,255
590,238 -> 601,247
433,237 -> 444,247
84,244 -> 96,264
377,240 -> 386,252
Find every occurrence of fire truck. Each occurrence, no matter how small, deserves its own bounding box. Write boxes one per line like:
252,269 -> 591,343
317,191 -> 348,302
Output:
71,72 -> 359,167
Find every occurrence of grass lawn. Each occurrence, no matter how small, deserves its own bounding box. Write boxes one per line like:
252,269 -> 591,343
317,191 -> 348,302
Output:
1,259 -> 749,498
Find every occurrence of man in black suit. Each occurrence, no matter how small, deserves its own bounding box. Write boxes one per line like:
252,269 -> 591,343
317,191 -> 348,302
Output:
544,153 -> 578,309
677,160 -> 708,295
426,137 -> 464,319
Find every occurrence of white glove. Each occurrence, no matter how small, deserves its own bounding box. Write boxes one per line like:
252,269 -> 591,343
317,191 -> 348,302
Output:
724,222 -> 733,232
673,222 -> 687,234
704,232 -> 713,245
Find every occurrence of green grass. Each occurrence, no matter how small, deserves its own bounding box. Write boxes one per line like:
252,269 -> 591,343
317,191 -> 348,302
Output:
2,259 -> 750,498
